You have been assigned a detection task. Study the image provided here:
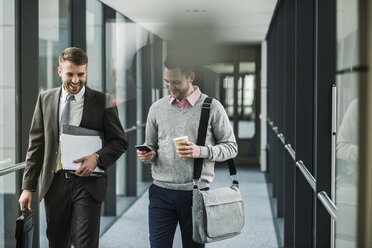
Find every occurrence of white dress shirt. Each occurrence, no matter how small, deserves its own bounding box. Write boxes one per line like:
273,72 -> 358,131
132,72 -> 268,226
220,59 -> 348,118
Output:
59,86 -> 85,126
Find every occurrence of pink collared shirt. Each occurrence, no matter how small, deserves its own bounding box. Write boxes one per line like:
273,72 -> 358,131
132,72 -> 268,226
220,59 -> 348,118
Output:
170,86 -> 202,109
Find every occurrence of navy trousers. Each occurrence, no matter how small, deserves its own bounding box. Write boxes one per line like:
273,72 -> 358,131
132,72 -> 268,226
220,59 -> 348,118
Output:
148,184 -> 205,248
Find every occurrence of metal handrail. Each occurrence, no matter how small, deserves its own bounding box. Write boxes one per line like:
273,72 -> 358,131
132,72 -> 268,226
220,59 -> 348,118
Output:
318,191 -> 337,219
277,133 -> 285,144
137,123 -> 146,128
267,119 -> 274,127
0,123 -> 147,176
125,123 -> 146,133
284,144 -> 296,161
268,125 -> 315,192
331,84 -> 337,201
296,160 -> 316,191
0,158 -> 11,167
125,125 -> 137,133
0,162 -> 26,177
272,126 -> 278,134
330,84 -> 337,248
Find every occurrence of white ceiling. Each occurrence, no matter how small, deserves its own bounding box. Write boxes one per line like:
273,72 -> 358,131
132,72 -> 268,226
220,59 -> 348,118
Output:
101,0 -> 277,44
206,62 -> 256,74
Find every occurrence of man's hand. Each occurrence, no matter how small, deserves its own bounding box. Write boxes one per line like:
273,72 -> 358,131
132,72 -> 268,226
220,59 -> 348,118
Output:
74,154 -> 98,177
137,150 -> 156,162
19,190 -> 32,211
176,141 -> 201,158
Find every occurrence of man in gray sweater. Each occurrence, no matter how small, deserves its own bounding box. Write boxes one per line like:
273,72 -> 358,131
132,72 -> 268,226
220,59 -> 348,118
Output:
137,57 -> 238,248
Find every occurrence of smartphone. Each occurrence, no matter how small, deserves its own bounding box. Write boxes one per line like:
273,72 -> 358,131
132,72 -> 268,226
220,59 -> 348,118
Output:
135,145 -> 152,152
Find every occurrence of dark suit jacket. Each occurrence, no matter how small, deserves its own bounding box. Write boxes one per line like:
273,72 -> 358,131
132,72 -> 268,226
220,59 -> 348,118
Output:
22,86 -> 128,202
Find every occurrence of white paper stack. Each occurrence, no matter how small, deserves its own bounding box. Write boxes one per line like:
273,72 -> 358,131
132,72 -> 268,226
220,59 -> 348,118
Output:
60,134 -> 104,173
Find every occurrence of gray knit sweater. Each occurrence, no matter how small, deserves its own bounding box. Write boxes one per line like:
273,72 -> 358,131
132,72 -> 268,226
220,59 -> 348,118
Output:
145,93 -> 238,190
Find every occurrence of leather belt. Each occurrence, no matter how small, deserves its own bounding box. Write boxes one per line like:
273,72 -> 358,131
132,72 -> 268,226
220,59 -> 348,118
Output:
55,171 -> 77,179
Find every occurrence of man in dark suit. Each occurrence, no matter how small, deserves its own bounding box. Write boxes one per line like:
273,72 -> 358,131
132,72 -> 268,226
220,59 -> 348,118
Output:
18,47 -> 128,248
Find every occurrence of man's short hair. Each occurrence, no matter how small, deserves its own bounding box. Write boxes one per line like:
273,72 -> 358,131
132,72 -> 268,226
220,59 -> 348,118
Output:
59,47 -> 88,66
164,56 -> 193,77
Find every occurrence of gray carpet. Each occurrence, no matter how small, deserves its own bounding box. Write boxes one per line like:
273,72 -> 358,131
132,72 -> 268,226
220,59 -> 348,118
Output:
100,166 -> 278,248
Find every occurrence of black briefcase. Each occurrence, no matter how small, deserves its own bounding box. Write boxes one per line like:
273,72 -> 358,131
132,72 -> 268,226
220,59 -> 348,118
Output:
15,209 -> 34,248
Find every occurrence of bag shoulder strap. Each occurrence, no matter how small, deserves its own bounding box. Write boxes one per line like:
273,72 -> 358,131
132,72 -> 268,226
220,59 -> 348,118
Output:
193,97 -> 238,185
196,97 -> 213,146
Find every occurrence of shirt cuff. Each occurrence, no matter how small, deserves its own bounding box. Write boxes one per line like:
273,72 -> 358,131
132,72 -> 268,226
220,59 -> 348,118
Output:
199,146 -> 210,159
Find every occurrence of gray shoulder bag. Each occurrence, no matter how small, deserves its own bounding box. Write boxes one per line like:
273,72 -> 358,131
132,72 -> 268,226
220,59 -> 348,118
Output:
192,97 -> 244,244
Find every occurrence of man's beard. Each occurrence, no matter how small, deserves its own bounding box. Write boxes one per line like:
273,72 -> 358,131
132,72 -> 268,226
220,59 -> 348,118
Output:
173,84 -> 190,99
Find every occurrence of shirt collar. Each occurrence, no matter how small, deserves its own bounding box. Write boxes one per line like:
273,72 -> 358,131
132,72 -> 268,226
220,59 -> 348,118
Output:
61,85 -> 85,103
169,86 -> 201,106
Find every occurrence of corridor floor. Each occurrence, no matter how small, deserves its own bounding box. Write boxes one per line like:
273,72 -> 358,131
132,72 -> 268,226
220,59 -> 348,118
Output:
99,166 -> 278,248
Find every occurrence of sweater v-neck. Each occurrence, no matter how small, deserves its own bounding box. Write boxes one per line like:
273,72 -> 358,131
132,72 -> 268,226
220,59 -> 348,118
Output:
168,95 -> 205,113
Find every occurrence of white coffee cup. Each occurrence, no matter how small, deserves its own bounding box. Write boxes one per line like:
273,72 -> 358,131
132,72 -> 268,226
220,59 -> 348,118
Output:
173,136 -> 188,148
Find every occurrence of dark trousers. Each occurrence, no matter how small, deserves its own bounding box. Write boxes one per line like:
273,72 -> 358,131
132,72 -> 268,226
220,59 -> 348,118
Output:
44,174 -> 102,248
148,184 -> 205,248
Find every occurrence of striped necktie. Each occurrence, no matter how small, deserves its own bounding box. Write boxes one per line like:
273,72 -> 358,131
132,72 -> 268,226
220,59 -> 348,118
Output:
56,94 -> 75,171
60,94 -> 75,125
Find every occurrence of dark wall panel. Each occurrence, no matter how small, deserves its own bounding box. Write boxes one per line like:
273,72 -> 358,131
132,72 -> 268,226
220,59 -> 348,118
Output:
294,0 -> 315,247
283,0 -> 296,245
314,0 -> 336,246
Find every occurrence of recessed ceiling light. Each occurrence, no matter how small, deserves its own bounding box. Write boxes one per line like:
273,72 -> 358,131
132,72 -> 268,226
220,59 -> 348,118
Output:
186,10 -> 206,13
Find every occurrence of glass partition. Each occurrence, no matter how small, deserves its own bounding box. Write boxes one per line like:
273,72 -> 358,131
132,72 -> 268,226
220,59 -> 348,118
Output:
105,12 -> 140,196
239,75 -> 255,139
337,0 -> 359,71
335,0 -> 359,247
0,173 -> 17,247
223,75 -> 256,139
39,0 -> 70,91
105,13 -> 126,196
136,25 -> 155,183
86,0 -> 103,91
0,0 -> 16,245
335,73 -> 359,248
39,0 -> 71,246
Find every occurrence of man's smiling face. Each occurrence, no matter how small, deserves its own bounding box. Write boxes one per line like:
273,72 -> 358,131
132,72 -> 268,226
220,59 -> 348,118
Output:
58,61 -> 87,94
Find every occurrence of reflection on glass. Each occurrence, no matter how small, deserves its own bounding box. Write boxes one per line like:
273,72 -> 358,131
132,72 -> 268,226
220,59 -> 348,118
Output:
335,73 -> 359,248
223,76 -> 234,117
223,75 -> 255,139
0,193 -> 2,247
337,0 -> 359,70
0,0 -> 16,162
0,173 -> 17,247
241,75 -> 255,120
39,1 -> 71,246
0,0 -> 16,245
135,25 -> 154,183
86,0 -> 103,91
106,13 -> 138,102
105,12 -> 152,195
39,0 -> 70,91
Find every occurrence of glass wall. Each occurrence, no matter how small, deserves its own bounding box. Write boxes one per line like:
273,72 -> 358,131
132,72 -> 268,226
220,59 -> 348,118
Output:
223,75 -> 234,117
335,74 -> 358,247
223,75 -> 256,139
39,0 -> 70,91
0,0 -> 164,244
335,0 -> 359,246
39,0 -> 71,246
0,0 -> 15,246
105,10 -> 158,196
86,0 -> 103,91
134,24 -> 149,183
238,75 -> 255,139
105,12 -> 129,195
